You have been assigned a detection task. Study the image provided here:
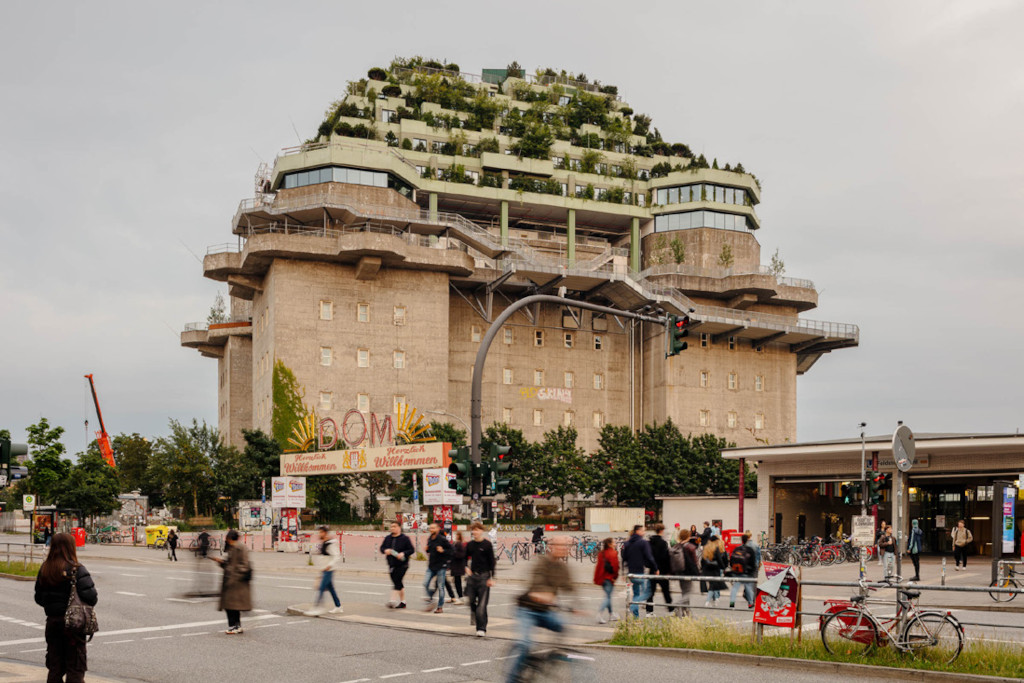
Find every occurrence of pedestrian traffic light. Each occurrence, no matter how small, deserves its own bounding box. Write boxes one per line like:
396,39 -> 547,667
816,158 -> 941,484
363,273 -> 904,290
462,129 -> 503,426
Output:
868,471 -> 890,505
665,314 -> 691,357
841,482 -> 861,505
0,438 -> 28,488
447,446 -> 472,494
489,443 -> 512,494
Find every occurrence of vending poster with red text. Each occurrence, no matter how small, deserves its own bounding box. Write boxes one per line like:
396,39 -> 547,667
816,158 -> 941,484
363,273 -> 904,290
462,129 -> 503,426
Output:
753,561 -> 799,627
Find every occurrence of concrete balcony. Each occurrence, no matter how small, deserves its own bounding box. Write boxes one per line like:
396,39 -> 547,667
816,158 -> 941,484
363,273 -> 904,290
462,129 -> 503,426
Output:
640,264 -> 818,312
480,152 -> 553,176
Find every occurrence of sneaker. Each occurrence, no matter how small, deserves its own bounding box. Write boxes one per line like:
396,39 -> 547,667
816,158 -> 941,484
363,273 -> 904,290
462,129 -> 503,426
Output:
329,606 -> 344,614
396,602 -> 407,609
422,596 -> 434,603
304,607 -> 326,616
386,601 -> 396,609
433,607 -> 443,614
224,627 -> 238,634
598,614 -> 608,624
451,598 -> 462,605
476,630 -> 486,637
729,602 -> 735,609
610,613 -> 620,622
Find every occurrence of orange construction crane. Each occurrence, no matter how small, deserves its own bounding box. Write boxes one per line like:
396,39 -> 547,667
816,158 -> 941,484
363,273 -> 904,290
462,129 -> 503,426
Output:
84,374 -> 116,468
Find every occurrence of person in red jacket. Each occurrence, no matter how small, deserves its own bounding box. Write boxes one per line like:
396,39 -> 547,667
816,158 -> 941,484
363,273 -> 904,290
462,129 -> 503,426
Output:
593,537 -> 620,623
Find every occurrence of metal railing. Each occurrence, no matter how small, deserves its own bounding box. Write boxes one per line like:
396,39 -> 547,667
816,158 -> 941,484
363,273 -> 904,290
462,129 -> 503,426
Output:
2,542 -> 45,570
183,322 -> 208,332
641,264 -> 816,291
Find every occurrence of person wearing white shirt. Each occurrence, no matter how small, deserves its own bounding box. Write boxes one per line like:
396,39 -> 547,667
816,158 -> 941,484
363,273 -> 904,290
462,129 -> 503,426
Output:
306,526 -> 344,616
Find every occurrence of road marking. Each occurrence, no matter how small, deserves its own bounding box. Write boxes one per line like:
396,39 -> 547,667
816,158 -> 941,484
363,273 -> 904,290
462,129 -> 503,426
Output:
253,624 -> 280,629
284,620 -> 306,625
422,666 -> 453,672
119,574 -> 144,577
181,632 -> 208,637
495,655 -> 516,660
339,679 -> 370,683
142,636 -> 174,641
104,640 -> 135,644
116,591 -> 145,597
165,598 -> 205,604
380,674 -> 411,680
0,614 -> 280,647
168,577 -> 190,581
20,648 -> 46,653
348,591 -> 383,595
460,659 -> 490,666
276,585 -> 314,590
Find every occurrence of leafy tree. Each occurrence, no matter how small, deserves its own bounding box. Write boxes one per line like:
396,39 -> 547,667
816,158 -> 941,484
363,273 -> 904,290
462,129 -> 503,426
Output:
689,433 -> 754,495
241,429 -> 283,481
111,433 -> 152,495
149,419 -> 218,517
211,443 -> 260,519
579,149 -> 604,175
58,450 -> 120,523
356,472 -> 392,519
427,421 -> 466,448
307,474 -> 355,523
25,418 -> 71,504
769,248 -> 786,276
207,292 -> 227,324
0,428 -> 10,440
511,122 -> 553,160
532,426 -> 589,519
670,238 -> 686,264
483,422 -> 534,519
272,360 -> 307,450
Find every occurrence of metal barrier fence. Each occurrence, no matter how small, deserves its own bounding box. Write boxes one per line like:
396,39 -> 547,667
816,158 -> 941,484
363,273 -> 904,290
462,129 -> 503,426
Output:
1,542 -> 47,569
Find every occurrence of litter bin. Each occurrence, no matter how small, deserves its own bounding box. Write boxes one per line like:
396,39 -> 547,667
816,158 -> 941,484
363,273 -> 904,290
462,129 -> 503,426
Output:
72,527 -> 87,547
145,524 -> 168,547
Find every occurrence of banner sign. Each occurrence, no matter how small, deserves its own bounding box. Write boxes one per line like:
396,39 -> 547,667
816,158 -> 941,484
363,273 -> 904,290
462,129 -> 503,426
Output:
753,562 -> 799,628
1003,486 -> 1017,554
519,387 -> 572,404
271,476 -> 306,508
422,467 -> 463,506
851,515 -> 875,547
281,442 -> 445,476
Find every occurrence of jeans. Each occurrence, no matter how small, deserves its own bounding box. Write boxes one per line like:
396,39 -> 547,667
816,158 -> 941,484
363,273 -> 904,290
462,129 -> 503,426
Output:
629,577 -> 652,618
315,569 -> 340,607
883,551 -> 896,577
506,606 -> 565,682
465,573 -> 491,632
953,546 -> 967,568
424,567 -> 447,608
729,578 -> 756,607
599,579 -> 615,616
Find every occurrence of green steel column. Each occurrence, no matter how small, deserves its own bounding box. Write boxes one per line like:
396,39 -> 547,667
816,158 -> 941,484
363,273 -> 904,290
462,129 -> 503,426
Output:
567,209 -> 576,267
500,200 -> 509,247
429,192 -> 438,223
630,217 -> 640,273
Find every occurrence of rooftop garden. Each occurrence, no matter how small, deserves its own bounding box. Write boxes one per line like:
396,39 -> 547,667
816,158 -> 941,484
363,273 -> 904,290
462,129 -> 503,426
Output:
308,57 -> 760,194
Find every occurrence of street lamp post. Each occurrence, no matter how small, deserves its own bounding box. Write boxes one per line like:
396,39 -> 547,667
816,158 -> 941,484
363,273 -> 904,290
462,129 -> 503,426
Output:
424,409 -> 469,434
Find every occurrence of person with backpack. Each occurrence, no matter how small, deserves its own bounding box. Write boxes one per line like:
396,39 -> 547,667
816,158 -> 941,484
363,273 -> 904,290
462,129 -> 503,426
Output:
669,528 -> 700,616
305,526 -> 343,616
701,536 -> 728,607
211,529 -> 252,634
593,537 -> 620,623
950,519 -> 973,570
381,521 -> 414,609
727,531 -> 759,609
35,532 -> 98,683
647,524 -> 673,614
621,524 -> 657,618
907,519 -> 924,582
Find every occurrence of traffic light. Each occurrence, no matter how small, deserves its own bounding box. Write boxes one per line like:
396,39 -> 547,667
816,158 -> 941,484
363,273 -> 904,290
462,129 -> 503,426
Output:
447,446 -> 472,494
841,482 -> 861,505
868,471 -> 890,505
665,314 -> 691,357
489,443 -> 512,494
0,438 -> 28,488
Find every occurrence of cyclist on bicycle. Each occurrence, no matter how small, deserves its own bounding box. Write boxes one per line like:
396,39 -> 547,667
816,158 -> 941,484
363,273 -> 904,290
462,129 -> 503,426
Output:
506,536 -> 576,682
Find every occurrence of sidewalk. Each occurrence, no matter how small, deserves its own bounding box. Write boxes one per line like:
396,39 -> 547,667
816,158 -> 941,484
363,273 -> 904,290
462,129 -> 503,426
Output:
0,659 -> 125,682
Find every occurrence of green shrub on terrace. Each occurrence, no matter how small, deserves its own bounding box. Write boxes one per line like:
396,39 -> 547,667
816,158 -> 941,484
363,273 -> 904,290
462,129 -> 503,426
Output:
401,138 -> 413,150
603,187 -> 625,204
333,121 -> 377,140
572,132 -> 604,150
368,67 -> 387,81
580,149 -> 604,175
381,84 -> 402,98
650,161 -> 673,178
476,137 -> 500,154
509,122 -> 553,160
478,173 -> 502,188
384,131 -> 398,147
441,164 -> 474,184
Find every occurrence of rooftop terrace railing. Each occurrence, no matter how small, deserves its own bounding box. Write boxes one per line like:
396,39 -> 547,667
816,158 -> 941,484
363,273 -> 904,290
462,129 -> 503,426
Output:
640,264 -> 816,291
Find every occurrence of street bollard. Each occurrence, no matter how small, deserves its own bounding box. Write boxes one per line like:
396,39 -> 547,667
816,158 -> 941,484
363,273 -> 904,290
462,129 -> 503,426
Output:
859,547 -> 866,580
941,557 -> 947,586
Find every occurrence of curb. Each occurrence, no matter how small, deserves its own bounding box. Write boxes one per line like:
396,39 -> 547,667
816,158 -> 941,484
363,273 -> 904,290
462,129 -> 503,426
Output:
0,572 -> 34,582
584,644 -> 1022,682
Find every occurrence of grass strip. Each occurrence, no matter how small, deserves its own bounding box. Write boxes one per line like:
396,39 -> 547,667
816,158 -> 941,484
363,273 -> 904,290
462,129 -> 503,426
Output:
610,616 -> 1024,679
0,560 -> 42,577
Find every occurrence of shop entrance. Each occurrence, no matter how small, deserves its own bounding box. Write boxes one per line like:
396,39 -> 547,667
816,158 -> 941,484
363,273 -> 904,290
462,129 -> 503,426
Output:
908,477 -> 1023,556
772,480 -> 889,542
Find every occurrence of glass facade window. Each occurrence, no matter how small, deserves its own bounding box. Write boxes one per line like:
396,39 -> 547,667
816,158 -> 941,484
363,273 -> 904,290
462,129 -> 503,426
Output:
282,165 -> 411,197
656,183 -> 747,206
654,210 -> 751,232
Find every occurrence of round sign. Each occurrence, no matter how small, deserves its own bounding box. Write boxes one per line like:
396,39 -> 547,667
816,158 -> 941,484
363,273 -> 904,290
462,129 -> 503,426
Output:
892,425 -> 915,473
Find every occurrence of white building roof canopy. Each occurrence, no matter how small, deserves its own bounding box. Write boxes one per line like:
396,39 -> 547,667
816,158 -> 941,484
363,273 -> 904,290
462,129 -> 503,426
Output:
722,432 -> 1024,462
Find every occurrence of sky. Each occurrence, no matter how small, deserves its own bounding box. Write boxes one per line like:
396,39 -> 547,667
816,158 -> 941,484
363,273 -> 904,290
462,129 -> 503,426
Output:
1,1 -> 1022,455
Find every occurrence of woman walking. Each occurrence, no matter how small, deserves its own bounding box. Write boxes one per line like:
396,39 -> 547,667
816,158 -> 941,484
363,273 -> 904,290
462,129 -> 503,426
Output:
701,536 -> 728,607
211,530 -> 251,634
907,519 -> 924,582
593,537 -> 620,623
167,529 -> 178,562
34,532 -> 98,683
448,531 -> 467,605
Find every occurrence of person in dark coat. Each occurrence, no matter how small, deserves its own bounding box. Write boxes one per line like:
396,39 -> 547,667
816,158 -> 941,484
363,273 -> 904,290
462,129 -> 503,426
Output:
447,531 -> 467,604
423,522 -> 452,613
647,523 -> 673,614
167,530 -> 178,562
621,525 -> 657,618
701,536 -> 728,607
35,532 -> 98,683
212,529 -> 252,634
699,521 -> 712,546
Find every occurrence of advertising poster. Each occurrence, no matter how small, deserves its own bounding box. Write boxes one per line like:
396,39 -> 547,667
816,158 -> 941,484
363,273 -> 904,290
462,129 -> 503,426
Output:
753,561 -> 799,628
1003,486 -> 1017,554
433,505 -> 454,538
422,468 -> 463,506
271,476 -> 307,508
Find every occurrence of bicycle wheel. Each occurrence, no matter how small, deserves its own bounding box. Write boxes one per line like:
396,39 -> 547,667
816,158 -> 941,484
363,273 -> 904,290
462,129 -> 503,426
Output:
988,577 -> 1019,603
821,609 -> 877,656
902,612 -> 963,664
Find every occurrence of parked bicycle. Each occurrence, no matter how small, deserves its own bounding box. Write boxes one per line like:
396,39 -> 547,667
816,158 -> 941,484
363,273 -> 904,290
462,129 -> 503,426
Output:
989,561 -> 1020,603
820,578 -> 964,664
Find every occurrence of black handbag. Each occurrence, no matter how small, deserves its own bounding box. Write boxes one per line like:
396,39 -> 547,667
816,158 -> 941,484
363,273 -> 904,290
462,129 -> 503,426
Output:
64,568 -> 99,641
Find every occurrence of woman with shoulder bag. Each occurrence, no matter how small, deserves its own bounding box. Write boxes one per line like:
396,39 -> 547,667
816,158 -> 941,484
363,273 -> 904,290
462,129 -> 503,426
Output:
593,537 -> 620,623
701,536 -> 728,608
211,529 -> 252,634
35,532 -> 98,683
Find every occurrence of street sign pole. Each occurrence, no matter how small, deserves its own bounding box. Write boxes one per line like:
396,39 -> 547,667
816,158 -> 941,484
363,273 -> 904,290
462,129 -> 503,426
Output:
892,424 -> 915,582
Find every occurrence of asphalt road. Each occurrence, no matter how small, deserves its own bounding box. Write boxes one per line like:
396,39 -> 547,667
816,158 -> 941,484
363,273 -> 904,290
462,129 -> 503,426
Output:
0,554 -> 921,683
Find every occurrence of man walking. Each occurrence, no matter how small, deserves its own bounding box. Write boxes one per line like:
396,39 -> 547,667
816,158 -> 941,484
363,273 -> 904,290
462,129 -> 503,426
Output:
306,526 -> 343,616
727,531 -> 759,609
951,519 -> 973,570
879,524 -> 897,579
464,522 -> 496,637
423,522 -> 452,613
907,519 -> 923,581
699,521 -> 712,546
647,524 -> 673,614
621,524 -> 657,618
381,521 -> 414,609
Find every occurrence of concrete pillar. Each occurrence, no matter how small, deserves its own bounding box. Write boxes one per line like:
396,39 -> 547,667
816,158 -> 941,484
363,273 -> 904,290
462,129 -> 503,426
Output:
429,192 -> 438,223
630,217 -> 640,273
500,201 -> 509,247
567,208 -> 576,267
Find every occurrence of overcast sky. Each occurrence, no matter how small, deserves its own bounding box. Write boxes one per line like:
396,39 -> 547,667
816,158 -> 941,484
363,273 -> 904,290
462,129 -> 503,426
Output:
1,1 -> 1022,455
